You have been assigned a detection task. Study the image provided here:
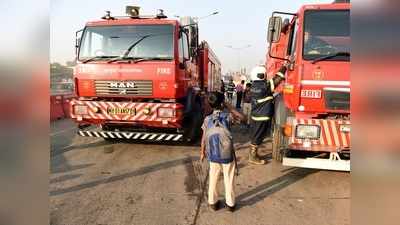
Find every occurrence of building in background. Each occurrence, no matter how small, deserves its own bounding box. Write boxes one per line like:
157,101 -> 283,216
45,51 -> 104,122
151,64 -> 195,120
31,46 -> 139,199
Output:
224,67 -> 249,84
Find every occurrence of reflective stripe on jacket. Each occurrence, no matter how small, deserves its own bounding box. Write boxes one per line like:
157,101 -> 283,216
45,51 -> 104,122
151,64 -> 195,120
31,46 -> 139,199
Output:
250,66 -> 287,121
250,80 -> 274,121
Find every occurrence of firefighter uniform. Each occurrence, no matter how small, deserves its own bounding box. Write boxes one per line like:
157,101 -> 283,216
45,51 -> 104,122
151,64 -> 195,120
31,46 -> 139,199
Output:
249,65 -> 287,164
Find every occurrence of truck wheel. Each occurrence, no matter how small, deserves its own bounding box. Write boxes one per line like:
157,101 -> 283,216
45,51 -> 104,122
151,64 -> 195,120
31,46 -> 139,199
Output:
183,94 -> 204,144
272,121 -> 284,162
272,94 -> 286,162
183,112 -> 202,143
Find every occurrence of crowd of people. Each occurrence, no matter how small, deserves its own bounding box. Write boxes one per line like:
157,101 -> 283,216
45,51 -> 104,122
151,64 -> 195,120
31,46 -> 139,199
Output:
220,78 -> 251,110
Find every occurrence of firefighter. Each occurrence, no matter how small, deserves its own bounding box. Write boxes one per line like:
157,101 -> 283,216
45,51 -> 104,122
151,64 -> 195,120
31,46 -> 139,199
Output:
248,64 -> 287,164
226,79 -> 235,102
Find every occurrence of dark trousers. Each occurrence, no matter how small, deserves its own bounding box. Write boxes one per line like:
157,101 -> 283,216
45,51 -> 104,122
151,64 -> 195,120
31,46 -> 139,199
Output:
250,119 -> 272,146
236,92 -> 243,108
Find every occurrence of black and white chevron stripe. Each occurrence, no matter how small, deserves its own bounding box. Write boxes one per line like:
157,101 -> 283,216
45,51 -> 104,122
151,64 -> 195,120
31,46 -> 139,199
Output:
78,130 -> 183,141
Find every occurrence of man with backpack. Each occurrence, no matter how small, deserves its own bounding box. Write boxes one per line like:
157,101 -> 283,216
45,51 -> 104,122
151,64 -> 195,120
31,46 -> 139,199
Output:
249,64 -> 288,165
200,92 -> 246,212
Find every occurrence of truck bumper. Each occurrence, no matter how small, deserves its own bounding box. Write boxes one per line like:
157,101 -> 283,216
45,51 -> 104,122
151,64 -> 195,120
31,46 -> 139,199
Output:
283,118 -> 351,171
78,129 -> 183,141
70,99 -> 183,128
288,118 -> 351,152
283,153 -> 350,171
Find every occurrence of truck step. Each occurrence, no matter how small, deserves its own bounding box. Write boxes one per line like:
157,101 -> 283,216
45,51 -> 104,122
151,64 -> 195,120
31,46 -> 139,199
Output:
78,130 -> 183,141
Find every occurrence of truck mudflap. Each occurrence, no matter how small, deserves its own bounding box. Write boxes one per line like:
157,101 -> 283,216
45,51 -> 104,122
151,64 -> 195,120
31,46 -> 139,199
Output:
283,152 -> 350,172
78,130 -> 183,141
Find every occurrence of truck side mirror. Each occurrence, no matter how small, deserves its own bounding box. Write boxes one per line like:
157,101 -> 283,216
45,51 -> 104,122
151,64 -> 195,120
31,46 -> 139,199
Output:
179,27 -> 189,37
76,38 -> 81,48
190,35 -> 198,59
75,29 -> 83,56
190,46 -> 197,62
267,16 -> 282,43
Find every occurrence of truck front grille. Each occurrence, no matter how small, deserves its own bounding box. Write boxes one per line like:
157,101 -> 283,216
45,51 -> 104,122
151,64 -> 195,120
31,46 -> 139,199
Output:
324,90 -> 350,111
95,80 -> 153,96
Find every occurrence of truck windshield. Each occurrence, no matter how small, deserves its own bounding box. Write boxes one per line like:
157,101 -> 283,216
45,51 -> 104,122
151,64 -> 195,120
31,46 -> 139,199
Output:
78,25 -> 174,61
303,10 -> 350,61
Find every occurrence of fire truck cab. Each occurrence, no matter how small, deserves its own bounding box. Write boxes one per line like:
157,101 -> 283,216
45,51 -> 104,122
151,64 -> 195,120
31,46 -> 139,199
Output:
267,0 -> 351,171
71,7 -> 221,142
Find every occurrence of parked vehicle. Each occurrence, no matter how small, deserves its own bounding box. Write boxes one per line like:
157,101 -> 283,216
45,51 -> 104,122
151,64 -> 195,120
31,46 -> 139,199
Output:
266,0 -> 351,171
70,6 -> 221,142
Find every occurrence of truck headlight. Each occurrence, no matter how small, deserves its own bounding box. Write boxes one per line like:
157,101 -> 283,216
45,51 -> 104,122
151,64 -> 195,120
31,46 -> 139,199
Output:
157,107 -> 174,118
295,125 -> 320,139
74,105 -> 88,115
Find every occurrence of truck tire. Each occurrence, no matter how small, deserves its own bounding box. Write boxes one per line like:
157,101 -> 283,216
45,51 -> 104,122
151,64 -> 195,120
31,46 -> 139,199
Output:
272,94 -> 287,162
183,92 -> 204,144
272,121 -> 284,162
183,111 -> 202,143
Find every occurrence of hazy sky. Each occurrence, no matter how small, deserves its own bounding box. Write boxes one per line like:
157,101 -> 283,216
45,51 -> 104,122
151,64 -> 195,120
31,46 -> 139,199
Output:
50,0 -> 331,73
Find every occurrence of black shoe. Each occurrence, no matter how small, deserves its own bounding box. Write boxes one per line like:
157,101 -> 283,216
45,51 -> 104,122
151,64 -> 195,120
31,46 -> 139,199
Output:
227,204 -> 236,212
209,200 -> 221,211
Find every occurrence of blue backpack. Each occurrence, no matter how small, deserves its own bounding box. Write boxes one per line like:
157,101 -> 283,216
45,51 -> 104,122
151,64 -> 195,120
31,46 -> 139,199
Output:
204,112 -> 234,164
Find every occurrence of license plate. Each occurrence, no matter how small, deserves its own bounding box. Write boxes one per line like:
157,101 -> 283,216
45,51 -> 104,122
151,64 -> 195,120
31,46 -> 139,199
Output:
301,89 -> 322,99
107,108 -> 136,115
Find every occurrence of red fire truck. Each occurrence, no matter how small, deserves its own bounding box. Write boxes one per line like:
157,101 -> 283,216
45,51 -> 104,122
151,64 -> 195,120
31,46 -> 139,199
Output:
70,6 -> 221,142
267,0 -> 350,171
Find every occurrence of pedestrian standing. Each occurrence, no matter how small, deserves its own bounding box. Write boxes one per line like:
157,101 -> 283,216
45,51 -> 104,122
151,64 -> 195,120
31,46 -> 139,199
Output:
235,80 -> 245,108
220,79 -> 226,94
226,79 -> 235,102
200,92 -> 246,212
248,64 -> 287,165
242,83 -> 252,127
220,79 -> 226,99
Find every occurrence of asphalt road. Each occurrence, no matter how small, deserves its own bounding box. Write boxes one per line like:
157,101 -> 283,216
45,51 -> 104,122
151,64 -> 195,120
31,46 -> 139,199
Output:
50,119 -> 350,225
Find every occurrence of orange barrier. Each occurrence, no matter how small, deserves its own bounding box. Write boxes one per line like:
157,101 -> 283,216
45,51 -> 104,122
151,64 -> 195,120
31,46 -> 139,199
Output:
50,92 -> 76,121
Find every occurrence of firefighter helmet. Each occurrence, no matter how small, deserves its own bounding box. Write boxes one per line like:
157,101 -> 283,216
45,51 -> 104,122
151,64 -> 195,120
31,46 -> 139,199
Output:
250,66 -> 266,81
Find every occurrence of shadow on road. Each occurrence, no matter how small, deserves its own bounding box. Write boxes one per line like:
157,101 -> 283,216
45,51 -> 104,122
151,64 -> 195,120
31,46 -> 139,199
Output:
112,138 -> 201,147
236,168 -> 319,209
50,156 -> 200,196
51,140 -> 112,157
51,163 -> 95,174
50,174 -> 83,184
231,126 -> 251,146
